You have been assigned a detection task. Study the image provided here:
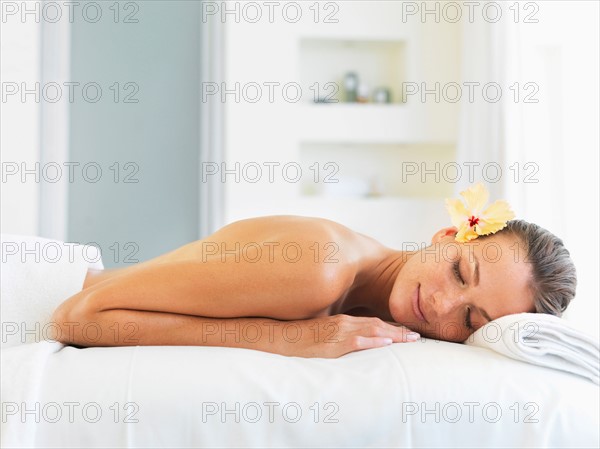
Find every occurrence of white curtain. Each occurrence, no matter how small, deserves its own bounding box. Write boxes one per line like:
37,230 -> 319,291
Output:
456,1 -> 599,336
455,10 -> 507,200
457,3 -> 565,223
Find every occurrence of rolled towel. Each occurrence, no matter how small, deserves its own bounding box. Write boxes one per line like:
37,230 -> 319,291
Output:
1,234 -> 104,349
465,312 -> 600,385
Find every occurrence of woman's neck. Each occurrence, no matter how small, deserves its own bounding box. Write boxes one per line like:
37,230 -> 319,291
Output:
341,249 -> 412,321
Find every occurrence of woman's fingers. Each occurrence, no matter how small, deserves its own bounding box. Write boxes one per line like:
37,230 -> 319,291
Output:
359,318 -> 421,342
350,335 -> 394,352
400,330 -> 421,342
345,328 -> 421,355
348,332 -> 421,355
319,315 -> 421,357
392,325 -> 421,342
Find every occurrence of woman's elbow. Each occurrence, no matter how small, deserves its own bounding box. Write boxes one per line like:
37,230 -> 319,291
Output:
49,292 -> 99,346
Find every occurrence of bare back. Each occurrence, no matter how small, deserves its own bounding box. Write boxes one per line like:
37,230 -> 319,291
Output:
82,216 -> 389,320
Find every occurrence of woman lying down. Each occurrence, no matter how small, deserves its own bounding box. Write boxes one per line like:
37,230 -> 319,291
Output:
51,184 -> 577,358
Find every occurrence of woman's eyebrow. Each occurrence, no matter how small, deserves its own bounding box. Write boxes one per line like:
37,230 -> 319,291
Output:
471,255 -> 490,321
472,254 -> 480,286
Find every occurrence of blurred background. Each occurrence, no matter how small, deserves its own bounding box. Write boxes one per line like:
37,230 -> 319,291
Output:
1,1 -> 598,336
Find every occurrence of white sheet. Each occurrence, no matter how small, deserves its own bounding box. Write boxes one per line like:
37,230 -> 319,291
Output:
1,341 -> 65,448
2,339 -> 598,448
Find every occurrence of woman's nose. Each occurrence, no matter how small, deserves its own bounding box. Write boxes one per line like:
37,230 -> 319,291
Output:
433,291 -> 465,316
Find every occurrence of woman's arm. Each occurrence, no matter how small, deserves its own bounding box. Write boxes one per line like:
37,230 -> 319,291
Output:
50,297 -> 418,357
58,217 -> 358,321
49,257 -> 418,356
50,216 -> 420,356
49,251 -> 353,349
56,255 -> 351,321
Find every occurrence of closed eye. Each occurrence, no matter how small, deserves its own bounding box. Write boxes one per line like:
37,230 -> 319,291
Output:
464,306 -> 474,330
453,260 -> 464,285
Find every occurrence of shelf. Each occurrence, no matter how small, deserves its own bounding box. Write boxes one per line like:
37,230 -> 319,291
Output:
296,103 -> 456,144
299,37 -> 406,104
299,141 -> 455,198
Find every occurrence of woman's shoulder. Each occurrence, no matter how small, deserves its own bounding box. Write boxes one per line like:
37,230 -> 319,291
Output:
210,215 -> 358,244
219,214 -> 346,231
210,214 -> 373,276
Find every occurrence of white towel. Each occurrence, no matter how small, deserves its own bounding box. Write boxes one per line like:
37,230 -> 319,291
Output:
1,234 -> 104,349
465,312 -> 600,385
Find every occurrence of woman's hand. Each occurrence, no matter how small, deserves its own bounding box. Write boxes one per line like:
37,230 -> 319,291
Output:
287,314 -> 421,358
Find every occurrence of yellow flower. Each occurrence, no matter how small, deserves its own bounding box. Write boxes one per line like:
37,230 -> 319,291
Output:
445,183 -> 515,243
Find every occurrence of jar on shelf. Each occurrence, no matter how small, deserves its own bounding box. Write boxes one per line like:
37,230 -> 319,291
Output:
373,87 -> 392,104
357,83 -> 370,103
344,72 -> 358,102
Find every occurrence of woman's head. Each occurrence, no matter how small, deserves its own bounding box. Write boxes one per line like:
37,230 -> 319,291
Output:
498,219 -> 577,317
388,219 -> 577,342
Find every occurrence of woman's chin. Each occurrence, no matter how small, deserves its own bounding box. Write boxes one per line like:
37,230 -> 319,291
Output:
388,295 -> 411,328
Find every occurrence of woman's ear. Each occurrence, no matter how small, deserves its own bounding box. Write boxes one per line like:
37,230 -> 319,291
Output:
431,227 -> 458,244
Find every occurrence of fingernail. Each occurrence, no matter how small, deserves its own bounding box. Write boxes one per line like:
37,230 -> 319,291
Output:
406,332 -> 421,341
383,338 -> 393,345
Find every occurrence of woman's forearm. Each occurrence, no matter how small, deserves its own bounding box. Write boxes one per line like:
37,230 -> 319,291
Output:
50,306 -> 419,358
50,285 -> 418,358
51,305 -> 307,355
50,286 -> 321,355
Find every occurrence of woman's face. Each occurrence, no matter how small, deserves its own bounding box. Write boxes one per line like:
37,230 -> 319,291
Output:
389,228 -> 536,342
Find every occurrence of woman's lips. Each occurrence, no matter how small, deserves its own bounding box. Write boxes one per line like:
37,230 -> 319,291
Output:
412,284 -> 428,323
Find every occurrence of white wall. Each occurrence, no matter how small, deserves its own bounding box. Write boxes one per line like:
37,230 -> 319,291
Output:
1,14 -> 41,236
222,1 -> 462,248
506,1 -> 599,336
